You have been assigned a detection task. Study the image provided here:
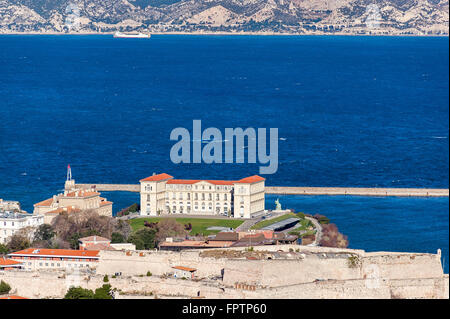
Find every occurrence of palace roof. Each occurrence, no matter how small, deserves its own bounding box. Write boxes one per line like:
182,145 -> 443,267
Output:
140,173 -> 174,182
141,173 -> 265,185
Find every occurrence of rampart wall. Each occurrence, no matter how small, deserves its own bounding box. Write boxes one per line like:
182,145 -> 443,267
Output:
1,245 -> 447,299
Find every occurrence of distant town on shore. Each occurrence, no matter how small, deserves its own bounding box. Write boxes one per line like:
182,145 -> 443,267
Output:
0,0 -> 448,36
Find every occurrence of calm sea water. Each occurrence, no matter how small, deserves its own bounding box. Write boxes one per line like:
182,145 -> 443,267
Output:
0,35 -> 448,271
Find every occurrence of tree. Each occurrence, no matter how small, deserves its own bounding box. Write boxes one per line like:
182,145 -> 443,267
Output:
64,287 -> 94,299
64,284 -> 113,299
128,228 -> 156,250
111,232 -> 125,243
319,223 -> 349,248
314,214 -> 330,224
116,203 -> 139,217
33,224 -> 55,242
51,210 -> 130,247
111,219 -> 132,240
0,244 -> 8,255
94,284 -> 113,299
0,280 -> 12,295
6,233 -> 31,252
155,218 -> 187,243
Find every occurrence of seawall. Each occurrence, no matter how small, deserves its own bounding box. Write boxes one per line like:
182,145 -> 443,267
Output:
1,245 -> 448,299
76,184 -> 449,197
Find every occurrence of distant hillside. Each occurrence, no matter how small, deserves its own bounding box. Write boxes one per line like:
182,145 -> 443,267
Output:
0,0 -> 448,35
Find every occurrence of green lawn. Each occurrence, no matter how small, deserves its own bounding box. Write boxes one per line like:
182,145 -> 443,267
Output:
128,217 -> 244,236
250,213 -> 302,230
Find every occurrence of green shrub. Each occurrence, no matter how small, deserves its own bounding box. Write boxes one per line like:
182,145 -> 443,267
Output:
0,244 -> 8,255
128,228 -> 156,250
0,280 -> 11,295
103,275 -> 109,283
296,212 -> 305,219
111,232 -> 125,244
347,255 -> 361,268
94,284 -> 112,299
64,287 -> 94,299
146,271 -> 152,277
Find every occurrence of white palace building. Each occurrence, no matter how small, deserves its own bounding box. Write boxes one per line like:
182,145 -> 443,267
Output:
139,173 -> 265,219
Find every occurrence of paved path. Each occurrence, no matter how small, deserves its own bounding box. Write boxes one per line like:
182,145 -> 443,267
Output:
77,183 -> 449,197
305,216 -> 322,246
236,218 -> 262,232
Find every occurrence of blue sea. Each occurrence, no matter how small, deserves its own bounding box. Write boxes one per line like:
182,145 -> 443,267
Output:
0,35 -> 448,271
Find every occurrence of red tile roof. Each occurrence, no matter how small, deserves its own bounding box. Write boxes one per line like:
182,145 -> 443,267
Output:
9,248 -> 100,258
236,175 -> 265,184
65,191 -> 100,197
34,198 -> 54,207
0,295 -> 28,299
166,179 -> 199,185
208,180 -> 236,185
0,257 -> 23,266
167,179 -> 235,185
172,266 -> 197,272
141,174 -> 264,185
140,173 -> 173,182
100,201 -> 113,206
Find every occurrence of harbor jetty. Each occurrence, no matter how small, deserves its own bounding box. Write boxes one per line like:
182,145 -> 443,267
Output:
76,184 -> 449,197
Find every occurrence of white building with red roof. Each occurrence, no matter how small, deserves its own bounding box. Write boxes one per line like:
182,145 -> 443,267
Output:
139,173 -> 265,218
33,166 -> 113,223
8,248 -> 100,271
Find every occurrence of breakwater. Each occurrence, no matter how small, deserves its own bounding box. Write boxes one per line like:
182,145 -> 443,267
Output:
265,186 -> 449,197
76,184 -> 449,197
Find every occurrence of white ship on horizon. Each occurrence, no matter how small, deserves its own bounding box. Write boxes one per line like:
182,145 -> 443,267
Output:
113,31 -> 151,38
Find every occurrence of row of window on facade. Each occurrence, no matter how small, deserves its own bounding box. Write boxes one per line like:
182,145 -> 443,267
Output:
165,205 -> 231,213
144,184 -> 233,192
147,193 -> 230,201
31,262 -> 91,268
145,203 -> 233,214
1,220 -> 41,227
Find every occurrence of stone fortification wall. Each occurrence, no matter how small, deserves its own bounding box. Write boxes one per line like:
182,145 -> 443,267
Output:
260,276 -> 449,299
96,250 -> 227,278
222,251 -> 444,287
1,245 -> 447,299
2,270 -> 447,299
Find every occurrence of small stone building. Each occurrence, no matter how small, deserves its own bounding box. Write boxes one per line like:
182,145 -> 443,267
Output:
172,266 -> 197,279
